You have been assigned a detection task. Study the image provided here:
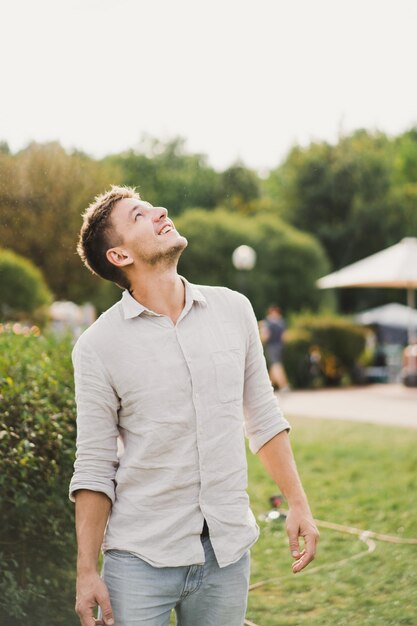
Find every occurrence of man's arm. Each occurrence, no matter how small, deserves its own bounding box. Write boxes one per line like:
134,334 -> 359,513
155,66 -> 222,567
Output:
69,336 -> 121,625
258,320 -> 270,344
74,490 -> 114,626
239,295 -> 318,571
258,430 -> 319,573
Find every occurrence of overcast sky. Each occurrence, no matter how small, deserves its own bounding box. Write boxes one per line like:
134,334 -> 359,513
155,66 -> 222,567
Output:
1,0 -> 417,171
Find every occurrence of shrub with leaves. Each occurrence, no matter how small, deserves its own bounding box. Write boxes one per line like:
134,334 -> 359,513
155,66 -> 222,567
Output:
176,209 -> 331,318
0,248 -> 52,320
283,314 -> 367,388
0,329 -> 78,625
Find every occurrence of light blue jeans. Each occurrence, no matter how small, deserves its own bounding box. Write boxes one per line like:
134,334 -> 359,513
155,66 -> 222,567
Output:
101,535 -> 250,626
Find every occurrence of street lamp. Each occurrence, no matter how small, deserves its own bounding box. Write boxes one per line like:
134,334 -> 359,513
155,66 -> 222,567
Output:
232,245 -> 256,296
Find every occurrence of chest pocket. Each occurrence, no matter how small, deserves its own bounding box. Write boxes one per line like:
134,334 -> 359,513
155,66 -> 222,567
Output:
211,349 -> 243,403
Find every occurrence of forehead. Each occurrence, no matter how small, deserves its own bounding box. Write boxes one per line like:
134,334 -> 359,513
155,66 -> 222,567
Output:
114,197 -> 153,213
112,197 -> 153,224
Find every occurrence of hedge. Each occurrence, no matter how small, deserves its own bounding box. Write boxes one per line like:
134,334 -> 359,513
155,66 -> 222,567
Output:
283,314 -> 367,388
175,209 -> 331,318
0,249 -> 52,320
0,329 -> 78,625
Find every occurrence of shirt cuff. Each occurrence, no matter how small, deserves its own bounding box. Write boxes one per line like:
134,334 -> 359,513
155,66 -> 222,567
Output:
248,418 -> 291,455
69,477 -> 116,504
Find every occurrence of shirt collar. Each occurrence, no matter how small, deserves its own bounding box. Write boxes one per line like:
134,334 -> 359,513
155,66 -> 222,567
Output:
120,276 -> 207,320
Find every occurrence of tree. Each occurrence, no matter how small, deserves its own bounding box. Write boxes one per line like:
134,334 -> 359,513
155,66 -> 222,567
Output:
264,130 -> 417,311
219,163 -> 260,213
266,131 -> 393,265
391,127 -> 417,187
0,142 -> 120,307
104,137 -> 222,214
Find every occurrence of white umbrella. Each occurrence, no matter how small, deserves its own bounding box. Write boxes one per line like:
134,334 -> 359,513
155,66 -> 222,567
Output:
317,237 -> 417,342
355,303 -> 417,330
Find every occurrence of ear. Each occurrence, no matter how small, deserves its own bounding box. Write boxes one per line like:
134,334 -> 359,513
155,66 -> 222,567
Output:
106,247 -> 134,268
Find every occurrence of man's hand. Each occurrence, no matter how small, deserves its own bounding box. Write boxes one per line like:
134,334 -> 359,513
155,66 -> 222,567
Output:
75,571 -> 114,626
257,431 -> 319,573
285,506 -> 320,574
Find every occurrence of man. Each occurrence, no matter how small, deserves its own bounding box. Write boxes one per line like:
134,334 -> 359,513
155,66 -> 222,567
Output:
260,305 -> 290,391
70,185 -> 319,626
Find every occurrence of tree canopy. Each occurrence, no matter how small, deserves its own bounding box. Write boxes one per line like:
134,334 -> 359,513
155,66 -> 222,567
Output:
1,129 -> 416,315
263,128 -> 417,311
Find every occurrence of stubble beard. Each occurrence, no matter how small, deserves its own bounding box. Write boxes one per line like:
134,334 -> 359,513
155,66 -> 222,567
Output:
138,237 -> 188,268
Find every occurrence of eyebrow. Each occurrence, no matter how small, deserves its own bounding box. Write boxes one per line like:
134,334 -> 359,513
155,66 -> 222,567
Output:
128,202 -> 153,218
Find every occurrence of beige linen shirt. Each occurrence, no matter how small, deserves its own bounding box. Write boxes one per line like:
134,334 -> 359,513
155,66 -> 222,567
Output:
69,279 -> 290,568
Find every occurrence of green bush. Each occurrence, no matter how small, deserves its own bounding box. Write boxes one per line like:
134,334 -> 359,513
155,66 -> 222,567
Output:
280,329 -> 312,389
176,209 -> 331,318
0,249 -> 52,320
0,329 -> 78,625
283,315 -> 367,388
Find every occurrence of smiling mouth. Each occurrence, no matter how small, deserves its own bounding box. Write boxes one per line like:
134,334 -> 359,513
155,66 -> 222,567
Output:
158,224 -> 174,235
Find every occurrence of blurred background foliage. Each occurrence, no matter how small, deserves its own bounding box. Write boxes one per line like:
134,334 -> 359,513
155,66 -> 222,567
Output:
176,209 -> 331,318
0,248 -> 52,321
1,128 -> 417,316
0,330 -> 77,625
282,313 -> 367,389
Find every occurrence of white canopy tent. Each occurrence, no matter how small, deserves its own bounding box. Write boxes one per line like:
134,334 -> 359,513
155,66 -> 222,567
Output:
355,303 -> 417,330
317,237 -> 417,343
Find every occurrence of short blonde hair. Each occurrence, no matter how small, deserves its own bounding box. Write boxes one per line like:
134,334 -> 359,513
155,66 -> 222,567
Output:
77,185 -> 140,289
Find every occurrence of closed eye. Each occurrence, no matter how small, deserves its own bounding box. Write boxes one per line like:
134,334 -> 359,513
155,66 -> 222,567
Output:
134,212 -> 143,220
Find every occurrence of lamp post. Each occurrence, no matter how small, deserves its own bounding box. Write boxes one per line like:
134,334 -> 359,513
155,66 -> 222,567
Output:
232,245 -> 256,297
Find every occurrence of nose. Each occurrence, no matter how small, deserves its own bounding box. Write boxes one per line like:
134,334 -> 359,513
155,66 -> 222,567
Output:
152,206 -> 168,221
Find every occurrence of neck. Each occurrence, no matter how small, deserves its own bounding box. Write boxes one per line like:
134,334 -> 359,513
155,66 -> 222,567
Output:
128,265 -> 185,323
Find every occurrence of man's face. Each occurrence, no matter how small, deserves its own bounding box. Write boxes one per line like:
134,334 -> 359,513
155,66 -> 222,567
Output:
109,197 -> 188,268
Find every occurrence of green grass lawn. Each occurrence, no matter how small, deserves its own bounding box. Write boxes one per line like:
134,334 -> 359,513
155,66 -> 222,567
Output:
245,417 -> 417,626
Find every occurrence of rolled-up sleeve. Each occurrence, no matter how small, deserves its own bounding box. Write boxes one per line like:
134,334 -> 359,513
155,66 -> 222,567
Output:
241,297 -> 290,454
69,339 -> 120,503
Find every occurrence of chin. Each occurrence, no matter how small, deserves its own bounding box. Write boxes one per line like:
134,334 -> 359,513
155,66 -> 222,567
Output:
169,239 -> 188,257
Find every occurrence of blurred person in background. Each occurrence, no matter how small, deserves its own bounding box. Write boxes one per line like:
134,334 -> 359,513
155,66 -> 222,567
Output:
260,304 -> 290,392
